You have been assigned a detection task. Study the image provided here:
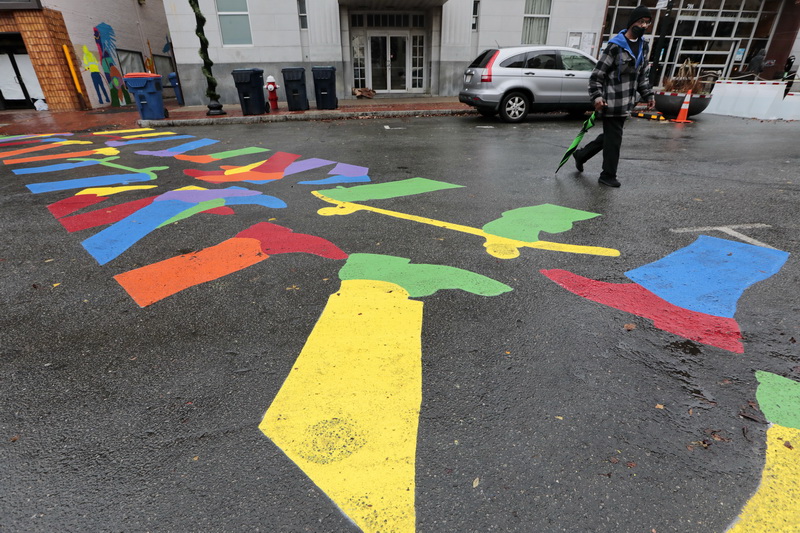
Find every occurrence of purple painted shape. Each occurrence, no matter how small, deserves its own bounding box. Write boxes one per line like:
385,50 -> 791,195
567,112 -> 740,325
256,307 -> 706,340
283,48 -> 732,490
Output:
155,187 -> 262,203
329,162 -> 369,177
105,135 -> 195,147
283,158 -> 335,176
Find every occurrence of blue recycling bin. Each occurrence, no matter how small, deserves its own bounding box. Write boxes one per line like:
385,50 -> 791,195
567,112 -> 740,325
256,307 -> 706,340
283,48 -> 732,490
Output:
124,73 -> 165,120
168,72 -> 184,106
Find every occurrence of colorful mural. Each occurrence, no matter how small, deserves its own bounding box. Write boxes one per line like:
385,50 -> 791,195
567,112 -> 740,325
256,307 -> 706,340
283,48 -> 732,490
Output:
81,45 -> 110,104
2,128 -> 793,532
93,23 -> 131,107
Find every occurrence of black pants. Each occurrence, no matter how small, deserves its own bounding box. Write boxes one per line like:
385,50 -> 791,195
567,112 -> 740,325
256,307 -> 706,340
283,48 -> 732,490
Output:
575,115 -> 627,180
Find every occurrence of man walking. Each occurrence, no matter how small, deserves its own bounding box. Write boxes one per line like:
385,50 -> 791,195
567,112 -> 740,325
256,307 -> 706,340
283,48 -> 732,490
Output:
573,5 -> 655,188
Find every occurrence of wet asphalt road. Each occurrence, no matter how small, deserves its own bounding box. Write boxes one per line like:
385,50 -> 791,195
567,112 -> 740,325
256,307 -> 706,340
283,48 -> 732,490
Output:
1,113 -> 799,532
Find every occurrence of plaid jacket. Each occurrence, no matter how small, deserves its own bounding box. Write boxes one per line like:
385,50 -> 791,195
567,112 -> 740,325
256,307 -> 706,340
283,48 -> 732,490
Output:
589,31 -> 654,117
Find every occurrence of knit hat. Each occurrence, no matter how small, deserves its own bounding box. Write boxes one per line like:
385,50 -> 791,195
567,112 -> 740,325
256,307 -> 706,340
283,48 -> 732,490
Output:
627,5 -> 652,28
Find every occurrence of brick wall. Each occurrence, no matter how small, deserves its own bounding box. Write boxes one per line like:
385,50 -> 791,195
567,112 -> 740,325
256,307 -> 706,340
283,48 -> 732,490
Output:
3,8 -> 87,111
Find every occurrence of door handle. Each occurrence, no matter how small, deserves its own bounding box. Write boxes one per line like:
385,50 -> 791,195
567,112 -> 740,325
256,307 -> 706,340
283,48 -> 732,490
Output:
524,72 -> 536,75
565,73 -> 576,77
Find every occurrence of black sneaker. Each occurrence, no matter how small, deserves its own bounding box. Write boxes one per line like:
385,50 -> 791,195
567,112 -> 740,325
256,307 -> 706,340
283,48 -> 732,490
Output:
598,176 -> 621,187
572,153 -> 584,172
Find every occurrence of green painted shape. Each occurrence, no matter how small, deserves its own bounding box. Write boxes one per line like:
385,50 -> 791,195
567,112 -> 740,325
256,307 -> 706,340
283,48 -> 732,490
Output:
208,146 -> 270,160
482,204 -> 600,242
158,198 -> 225,227
319,177 -> 463,203
756,371 -> 800,429
339,253 -> 512,298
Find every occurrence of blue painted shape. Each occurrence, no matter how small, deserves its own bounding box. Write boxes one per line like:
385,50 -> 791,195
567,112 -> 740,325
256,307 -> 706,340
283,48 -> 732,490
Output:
625,235 -> 790,317
297,175 -> 371,185
105,135 -> 195,147
27,173 -> 153,194
225,195 -> 287,209
82,199 -> 192,265
13,159 -> 104,175
135,138 -> 219,157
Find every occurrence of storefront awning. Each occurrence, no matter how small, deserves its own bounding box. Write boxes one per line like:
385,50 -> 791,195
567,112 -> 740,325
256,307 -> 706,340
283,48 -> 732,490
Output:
338,0 -> 447,9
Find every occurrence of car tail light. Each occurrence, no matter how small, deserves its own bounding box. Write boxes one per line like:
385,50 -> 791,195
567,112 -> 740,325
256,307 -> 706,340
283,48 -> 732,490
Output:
480,51 -> 500,82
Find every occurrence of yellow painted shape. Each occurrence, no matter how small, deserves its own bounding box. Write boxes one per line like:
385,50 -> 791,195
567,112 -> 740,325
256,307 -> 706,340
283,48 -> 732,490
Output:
76,185 -> 158,196
260,279 -> 422,533
728,424 -> 800,532
222,159 -> 268,174
175,185 -> 208,191
120,132 -> 177,139
94,147 -> 121,156
92,128 -> 154,135
312,191 -> 619,258
57,140 -> 93,146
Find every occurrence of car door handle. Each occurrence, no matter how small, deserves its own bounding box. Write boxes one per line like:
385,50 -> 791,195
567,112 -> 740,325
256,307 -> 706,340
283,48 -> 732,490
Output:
565,73 -> 576,77
524,72 -> 536,75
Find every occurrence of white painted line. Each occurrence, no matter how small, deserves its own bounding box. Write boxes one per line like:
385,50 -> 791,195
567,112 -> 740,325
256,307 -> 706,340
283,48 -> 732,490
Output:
383,125 -> 405,130
476,126 -> 495,129
670,224 -> 776,249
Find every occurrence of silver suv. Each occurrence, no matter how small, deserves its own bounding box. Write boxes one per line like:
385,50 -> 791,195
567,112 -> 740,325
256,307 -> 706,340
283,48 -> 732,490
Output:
459,45 -> 597,123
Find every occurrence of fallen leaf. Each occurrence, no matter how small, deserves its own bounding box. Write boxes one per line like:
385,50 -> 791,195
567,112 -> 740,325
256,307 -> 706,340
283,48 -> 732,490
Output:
44,258 -> 54,263
193,456 -> 199,461
555,416 -> 564,420
655,404 -> 665,409
473,477 -> 480,488
609,457 -> 620,464
285,285 -> 300,291
626,462 -> 636,468
688,408 -> 694,416
10,435 -> 19,442
624,323 -> 636,331
52,283 -> 60,288
784,441 -> 794,450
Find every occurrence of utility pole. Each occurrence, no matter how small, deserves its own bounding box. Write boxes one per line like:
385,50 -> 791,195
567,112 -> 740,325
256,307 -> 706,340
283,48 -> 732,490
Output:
650,0 -> 674,87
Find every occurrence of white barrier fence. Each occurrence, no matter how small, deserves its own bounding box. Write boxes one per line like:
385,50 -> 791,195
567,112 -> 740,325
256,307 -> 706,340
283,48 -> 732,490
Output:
704,80 -> 800,120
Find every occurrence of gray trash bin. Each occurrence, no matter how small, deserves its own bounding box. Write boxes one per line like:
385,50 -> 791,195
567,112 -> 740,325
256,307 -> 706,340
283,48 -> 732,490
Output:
311,66 -> 338,110
281,67 -> 310,111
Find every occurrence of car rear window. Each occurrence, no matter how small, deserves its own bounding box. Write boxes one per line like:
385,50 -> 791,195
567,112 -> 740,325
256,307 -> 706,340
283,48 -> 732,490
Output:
469,49 -> 498,68
500,53 -> 527,68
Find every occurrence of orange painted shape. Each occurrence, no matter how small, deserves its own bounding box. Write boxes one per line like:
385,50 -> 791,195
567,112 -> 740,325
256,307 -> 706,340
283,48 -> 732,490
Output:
4,147 -> 118,165
114,237 -> 267,307
0,142 -> 70,158
174,154 -> 216,163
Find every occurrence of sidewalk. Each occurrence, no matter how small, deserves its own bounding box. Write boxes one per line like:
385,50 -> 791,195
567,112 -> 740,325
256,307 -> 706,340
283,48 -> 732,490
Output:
0,96 -> 474,135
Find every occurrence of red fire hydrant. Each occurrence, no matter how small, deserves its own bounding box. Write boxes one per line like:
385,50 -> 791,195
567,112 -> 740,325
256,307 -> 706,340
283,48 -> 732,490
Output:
265,75 -> 279,111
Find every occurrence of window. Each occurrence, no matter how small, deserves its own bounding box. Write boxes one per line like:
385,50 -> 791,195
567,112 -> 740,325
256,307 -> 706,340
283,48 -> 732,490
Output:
352,36 -> 366,89
560,51 -> 594,71
217,0 -> 252,45
298,0 -> 308,29
522,0 -> 550,45
411,35 -> 424,89
472,1 -> 480,31
500,53 -> 527,68
117,49 -> 144,75
525,51 -> 556,69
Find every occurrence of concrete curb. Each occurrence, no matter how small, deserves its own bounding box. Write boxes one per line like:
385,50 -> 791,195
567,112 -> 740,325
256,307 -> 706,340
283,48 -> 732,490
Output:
139,108 -> 477,128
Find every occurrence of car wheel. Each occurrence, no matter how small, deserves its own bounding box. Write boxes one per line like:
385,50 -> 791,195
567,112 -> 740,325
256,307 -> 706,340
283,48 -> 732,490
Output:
499,92 -> 529,123
477,108 -> 497,118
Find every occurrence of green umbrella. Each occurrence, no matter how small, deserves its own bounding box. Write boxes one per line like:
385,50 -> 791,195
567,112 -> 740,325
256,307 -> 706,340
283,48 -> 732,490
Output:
555,111 -> 596,173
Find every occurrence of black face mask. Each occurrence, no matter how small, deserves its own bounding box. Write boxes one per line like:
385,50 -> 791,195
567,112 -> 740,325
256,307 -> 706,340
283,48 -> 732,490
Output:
631,25 -> 646,39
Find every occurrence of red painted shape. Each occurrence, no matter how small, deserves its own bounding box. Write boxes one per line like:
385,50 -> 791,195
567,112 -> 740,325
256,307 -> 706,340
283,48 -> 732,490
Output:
250,151 -> 301,173
59,196 -> 157,233
0,140 -> 44,148
202,206 -> 235,215
540,269 -> 744,353
48,194 -> 108,219
236,222 -> 348,259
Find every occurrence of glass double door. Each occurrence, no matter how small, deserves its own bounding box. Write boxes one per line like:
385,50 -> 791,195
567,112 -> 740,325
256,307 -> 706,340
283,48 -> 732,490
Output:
369,35 -> 408,93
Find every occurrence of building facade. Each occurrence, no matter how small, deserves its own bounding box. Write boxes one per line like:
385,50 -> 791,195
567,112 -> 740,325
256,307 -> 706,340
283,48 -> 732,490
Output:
0,0 -> 173,111
166,0 -> 798,108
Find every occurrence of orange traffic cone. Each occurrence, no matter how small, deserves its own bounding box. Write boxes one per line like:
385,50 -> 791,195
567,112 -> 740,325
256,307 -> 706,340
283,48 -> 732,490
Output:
672,90 -> 693,123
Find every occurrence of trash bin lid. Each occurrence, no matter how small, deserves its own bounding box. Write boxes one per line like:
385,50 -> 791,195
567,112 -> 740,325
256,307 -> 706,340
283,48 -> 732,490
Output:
124,72 -> 161,78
